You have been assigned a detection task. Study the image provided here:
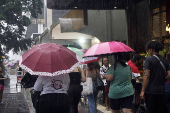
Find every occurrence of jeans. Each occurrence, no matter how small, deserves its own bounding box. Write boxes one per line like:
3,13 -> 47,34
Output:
67,85 -> 83,113
87,83 -> 98,113
165,83 -> 170,113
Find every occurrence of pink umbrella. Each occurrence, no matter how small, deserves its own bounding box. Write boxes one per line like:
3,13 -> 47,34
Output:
83,41 -> 135,57
20,43 -> 79,76
80,49 -> 101,64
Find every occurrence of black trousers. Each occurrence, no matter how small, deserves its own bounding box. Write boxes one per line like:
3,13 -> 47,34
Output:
38,93 -> 70,113
145,93 -> 168,113
67,85 -> 83,113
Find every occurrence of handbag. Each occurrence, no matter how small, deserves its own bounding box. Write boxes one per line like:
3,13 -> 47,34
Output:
30,89 -> 41,111
96,68 -> 104,90
81,70 -> 93,96
21,73 -> 38,88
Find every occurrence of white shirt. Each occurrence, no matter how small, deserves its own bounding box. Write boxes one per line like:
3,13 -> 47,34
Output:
34,74 -> 70,95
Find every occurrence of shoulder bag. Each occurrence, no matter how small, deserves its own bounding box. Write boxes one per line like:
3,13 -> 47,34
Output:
96,69 -> 104,90
30,89 -> 41,112
153,55 -> 167,76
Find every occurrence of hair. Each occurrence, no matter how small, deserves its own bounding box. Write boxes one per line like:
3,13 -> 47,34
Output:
93,62 -> 100,70
102,57 -> 108,65
146,41 -> 163,52
102,57 -> 108,60
87,62 -> 94,67
114,52 -> 130,67
166,52 -> 170,63
131,54 -> 142,62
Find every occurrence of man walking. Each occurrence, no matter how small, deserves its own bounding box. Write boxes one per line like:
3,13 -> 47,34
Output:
140,41 -> 170,113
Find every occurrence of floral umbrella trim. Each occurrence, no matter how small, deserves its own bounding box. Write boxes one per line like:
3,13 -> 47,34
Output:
20,62 -> 80,76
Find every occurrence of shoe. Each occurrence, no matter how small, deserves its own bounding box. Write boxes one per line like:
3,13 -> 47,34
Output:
106,108 -> 110,111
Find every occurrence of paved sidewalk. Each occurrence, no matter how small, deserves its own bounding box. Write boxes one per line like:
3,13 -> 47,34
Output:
0,74 -> 31,113
2,74 -> 110,113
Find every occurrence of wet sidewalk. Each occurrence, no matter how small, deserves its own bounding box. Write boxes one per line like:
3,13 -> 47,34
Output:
1,73 -> 109,113
0,74 -> 30,113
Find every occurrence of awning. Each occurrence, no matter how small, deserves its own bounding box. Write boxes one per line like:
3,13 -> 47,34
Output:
47,0 -> 144,10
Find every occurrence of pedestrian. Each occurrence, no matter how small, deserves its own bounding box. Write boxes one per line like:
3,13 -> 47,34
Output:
100,57 -> 110,111
104,52 -> 134,113
165,52 -> 170,113
34,73 -> 70,113
67,67 -> 86,113
0,67 -> 7,104
140,41 -> 170,113
127,54 -> 143,108
85,62 -> 101,113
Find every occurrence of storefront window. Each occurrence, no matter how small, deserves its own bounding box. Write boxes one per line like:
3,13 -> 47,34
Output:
151,6 -> 166,38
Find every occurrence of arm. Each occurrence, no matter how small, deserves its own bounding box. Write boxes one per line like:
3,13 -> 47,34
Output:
0,78 -> 7,80
81,68 -> 86,82
140,69 -> 150,99
165,70 -> 170,82
104,74 -> 114,82
34,76 -> 43,91
137,76 -> 143,82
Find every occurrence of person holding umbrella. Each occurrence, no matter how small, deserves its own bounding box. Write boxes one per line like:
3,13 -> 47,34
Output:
20,43 -> 80,113
83,41 -> 135,113
104,53 -> 134,113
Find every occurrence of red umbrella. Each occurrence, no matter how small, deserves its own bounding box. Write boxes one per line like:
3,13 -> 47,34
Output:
83,41 -> 135,57
20,43 -> 79,76
80,49 -> 101,64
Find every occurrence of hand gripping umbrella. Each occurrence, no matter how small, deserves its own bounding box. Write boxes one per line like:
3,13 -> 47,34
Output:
83,41 -> 135,57
20,43 -> 80,76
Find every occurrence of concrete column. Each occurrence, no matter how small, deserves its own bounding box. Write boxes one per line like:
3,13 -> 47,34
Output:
47,8 -> 52,28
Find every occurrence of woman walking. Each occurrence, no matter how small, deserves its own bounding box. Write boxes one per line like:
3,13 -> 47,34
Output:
34,73 -> 70,113
67,67 -> 86,113
85,62 -> 101,113
104,53 -> 134,113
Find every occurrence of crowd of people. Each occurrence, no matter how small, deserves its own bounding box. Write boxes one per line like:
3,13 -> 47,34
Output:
1,40 -> 170,113
29,40 -> 170,113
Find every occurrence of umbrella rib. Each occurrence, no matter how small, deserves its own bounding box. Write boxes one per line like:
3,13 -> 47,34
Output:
114,42 -> 128,52
58,51 -> 70,70
59,48 -> 78,69
31,52 -> 44,72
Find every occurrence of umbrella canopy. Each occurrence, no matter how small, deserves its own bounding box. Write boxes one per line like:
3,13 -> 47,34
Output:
81,57 -> 100,64
20,43 -> 80,76
83,41 -> 135,57
67,47 -> 84,60
67,47 -> 100,64
80,49 -> 101,64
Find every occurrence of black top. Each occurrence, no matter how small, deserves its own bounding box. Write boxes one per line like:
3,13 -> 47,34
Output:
69,72 -> 81,86
0,74 -> 5,85
145,55 -> 170,94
